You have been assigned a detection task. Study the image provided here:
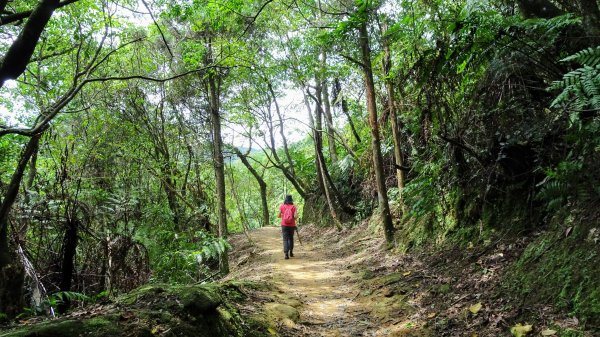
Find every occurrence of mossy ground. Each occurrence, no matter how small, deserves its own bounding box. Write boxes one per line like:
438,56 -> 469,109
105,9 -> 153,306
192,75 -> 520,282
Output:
0,282 -> 271,337
504,213 -> 600,328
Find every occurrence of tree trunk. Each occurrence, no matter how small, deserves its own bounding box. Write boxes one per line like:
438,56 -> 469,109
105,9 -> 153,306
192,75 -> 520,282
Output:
262,87 -> 308,198
161,164 -> 181,230
333,78 -> 361,143
320,51 -> 338,162
311,82 -> 357,217
312,85 -> 341,228
303,89 -> 326,196
24,141 -> 39,204
207,72 -> 229,275
232,147 -> 270,227
577,0 -> 600,44
58,216 -> 79,313
268,82 -> 297,177
358,20 -> 395,246
516,0 -> 563,18
382,24 -> 406,192
0,133 -> 41,316
227,169 -> 254,244
316,144 -> 341,229
0,0 -> 61,87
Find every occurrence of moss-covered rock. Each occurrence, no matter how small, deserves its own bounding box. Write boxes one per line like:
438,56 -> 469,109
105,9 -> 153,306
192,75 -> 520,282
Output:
0,282 -> 270,337
264,303 -> 299,322
0,317 -> 123,337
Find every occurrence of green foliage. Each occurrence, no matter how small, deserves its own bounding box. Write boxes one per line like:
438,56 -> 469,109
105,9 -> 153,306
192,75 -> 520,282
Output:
562,46 -> 600,67
150,229 -> 230,284
550,46 -> 600,109
45,291 -> 92,308
538,46 -> 600,215
505,219 -> 600,326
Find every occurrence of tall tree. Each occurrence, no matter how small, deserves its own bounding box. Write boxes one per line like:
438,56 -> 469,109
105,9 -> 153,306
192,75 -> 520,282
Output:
357,6 -> 394,246
206,63 -> 229,274
381,20 -> 406,192
320,51 -> 338,163
0,133 -> 41,314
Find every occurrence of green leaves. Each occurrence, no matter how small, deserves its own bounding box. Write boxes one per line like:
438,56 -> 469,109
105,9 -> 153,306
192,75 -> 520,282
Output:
550,47 -> 600,110
510,323 -> 533,337
562,46 -> 600,67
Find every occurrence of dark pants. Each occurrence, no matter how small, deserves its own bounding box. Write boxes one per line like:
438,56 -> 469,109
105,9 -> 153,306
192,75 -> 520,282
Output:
281,226 -> 295,255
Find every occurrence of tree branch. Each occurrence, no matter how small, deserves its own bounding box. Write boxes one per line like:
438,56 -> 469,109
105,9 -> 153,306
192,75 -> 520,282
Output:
139,0 -> 173,59
0,0 -> 66,87
340,53 -> 366,68
0,0 -> 78,26
241,0 -> 274,37
438,134 -> 486,165
0,66 -> 213,138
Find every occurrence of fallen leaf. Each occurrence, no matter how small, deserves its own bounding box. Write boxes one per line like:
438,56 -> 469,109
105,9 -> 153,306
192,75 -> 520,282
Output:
541,329 -> 557,336
427,312 -> 436,318
510,323 -> 533,337
471,333 -> 478,337
403,271 -> 411,276
565,227 -> 573,237
469,302 -> 482,314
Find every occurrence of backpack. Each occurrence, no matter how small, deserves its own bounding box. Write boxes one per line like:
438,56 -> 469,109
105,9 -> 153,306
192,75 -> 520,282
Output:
282,206 -> 295,225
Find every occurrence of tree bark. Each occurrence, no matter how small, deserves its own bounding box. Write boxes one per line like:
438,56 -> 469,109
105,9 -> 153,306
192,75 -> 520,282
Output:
309,84 -> 357,217
312,85 -> 341,228
0,133 -> 41,316
358,20 -> 395,246
57,216 -> 79,313
303,89 -> 326,196
0,0 -> 60,87
207,68 -> 228,275
381,24 -> 406,192
320,51 -> 338,162
333,78 -> 361,143
316,142 -> 341,229
577,0 -> 600,43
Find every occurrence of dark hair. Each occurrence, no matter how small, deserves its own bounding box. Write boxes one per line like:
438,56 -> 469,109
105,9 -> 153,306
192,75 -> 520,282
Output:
284,195 -> 293,205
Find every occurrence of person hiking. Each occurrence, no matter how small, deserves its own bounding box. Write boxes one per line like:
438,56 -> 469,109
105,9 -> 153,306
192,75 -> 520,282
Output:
278,195 -> 298,260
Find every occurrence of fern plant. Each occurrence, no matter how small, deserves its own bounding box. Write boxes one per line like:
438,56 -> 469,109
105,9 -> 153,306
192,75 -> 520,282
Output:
536,179 -> 570,211
549,46 -> 600,110
45,291 -> 91,307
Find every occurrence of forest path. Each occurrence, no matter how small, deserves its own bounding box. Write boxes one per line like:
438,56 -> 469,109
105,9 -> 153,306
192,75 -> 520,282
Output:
244,226 -> 379,337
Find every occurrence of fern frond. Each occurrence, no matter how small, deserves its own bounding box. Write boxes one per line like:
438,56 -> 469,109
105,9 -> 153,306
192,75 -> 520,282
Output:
537,180 -> 570,210
582,72 -> 599,97
591,95 -> 600,109
549,57 -> 600,109
550,88 -> 572,107
562,46 -> 600,67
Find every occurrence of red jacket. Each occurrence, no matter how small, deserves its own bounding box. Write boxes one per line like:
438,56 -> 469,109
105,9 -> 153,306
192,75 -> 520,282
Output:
279,204 -> 297,226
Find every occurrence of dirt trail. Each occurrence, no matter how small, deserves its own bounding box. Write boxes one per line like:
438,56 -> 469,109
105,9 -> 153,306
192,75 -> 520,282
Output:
231,226 -> 596,337
244,226 -> 376,336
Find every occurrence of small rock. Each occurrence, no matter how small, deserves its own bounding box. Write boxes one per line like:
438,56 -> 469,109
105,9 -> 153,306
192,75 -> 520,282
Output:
264,303 -> 300,322
382,288 -> 395,297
